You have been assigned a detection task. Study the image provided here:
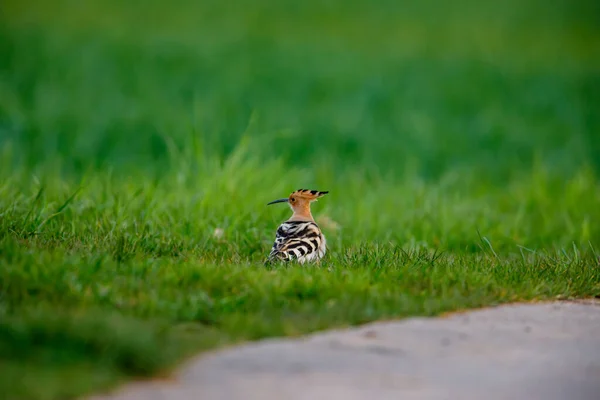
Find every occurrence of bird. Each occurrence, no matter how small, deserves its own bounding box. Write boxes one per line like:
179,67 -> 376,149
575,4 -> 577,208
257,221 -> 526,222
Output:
265,189 -> 329,264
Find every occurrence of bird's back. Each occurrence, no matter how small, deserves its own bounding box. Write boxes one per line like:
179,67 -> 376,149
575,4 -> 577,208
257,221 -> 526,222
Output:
267,220 -> 326,264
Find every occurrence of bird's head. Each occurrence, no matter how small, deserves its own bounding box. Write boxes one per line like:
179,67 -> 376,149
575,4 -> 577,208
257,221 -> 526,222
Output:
267,189 -> 329,218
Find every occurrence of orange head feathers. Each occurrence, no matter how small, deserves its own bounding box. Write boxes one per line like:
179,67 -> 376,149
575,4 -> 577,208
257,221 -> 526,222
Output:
267,189 -> 329,222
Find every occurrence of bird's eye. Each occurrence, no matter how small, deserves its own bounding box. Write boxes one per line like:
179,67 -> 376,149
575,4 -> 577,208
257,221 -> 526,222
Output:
290,197 -> 295,202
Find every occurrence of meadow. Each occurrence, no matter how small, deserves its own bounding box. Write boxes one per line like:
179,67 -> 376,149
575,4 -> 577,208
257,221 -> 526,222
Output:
1,0 -> 600,399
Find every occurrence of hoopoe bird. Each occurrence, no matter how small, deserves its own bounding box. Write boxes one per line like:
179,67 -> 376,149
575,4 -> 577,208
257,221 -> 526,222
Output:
266,189 -> 329,264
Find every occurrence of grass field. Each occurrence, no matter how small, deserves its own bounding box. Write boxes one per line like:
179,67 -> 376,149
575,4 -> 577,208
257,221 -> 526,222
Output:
1,0 -> 600,399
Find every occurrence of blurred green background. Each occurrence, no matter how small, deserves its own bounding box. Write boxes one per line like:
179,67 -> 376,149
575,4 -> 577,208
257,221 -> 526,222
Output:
1,1 -> 600,398
2,0 -> 599,180
2,0 -> 600,252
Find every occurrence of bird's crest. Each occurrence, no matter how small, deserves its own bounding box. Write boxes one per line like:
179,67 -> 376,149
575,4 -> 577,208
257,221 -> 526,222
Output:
291,189 -> 329,200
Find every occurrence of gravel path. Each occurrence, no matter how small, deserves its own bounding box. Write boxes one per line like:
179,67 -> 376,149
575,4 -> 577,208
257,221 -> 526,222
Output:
90,300 -> 600,400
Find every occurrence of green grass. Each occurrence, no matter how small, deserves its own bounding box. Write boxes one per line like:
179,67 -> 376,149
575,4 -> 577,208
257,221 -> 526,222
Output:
1,0 -> 600,399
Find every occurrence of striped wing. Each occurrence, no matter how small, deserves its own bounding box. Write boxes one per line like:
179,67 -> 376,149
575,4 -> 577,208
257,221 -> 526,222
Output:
267,220 -> 325,263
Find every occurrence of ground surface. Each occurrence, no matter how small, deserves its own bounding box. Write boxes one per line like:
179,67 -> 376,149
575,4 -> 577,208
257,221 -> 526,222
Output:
89,300 -> 600,400
1,0 -> 600,399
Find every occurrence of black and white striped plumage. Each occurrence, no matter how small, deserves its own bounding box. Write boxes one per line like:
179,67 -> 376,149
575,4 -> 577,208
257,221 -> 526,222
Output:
267,220 -> 327,264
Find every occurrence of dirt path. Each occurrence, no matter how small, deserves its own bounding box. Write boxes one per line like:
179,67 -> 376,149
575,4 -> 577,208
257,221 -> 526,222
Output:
90,300 -> 600,400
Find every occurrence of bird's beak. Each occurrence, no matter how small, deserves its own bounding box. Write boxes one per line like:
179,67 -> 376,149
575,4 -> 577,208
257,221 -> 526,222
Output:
267,198 -> 289,206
